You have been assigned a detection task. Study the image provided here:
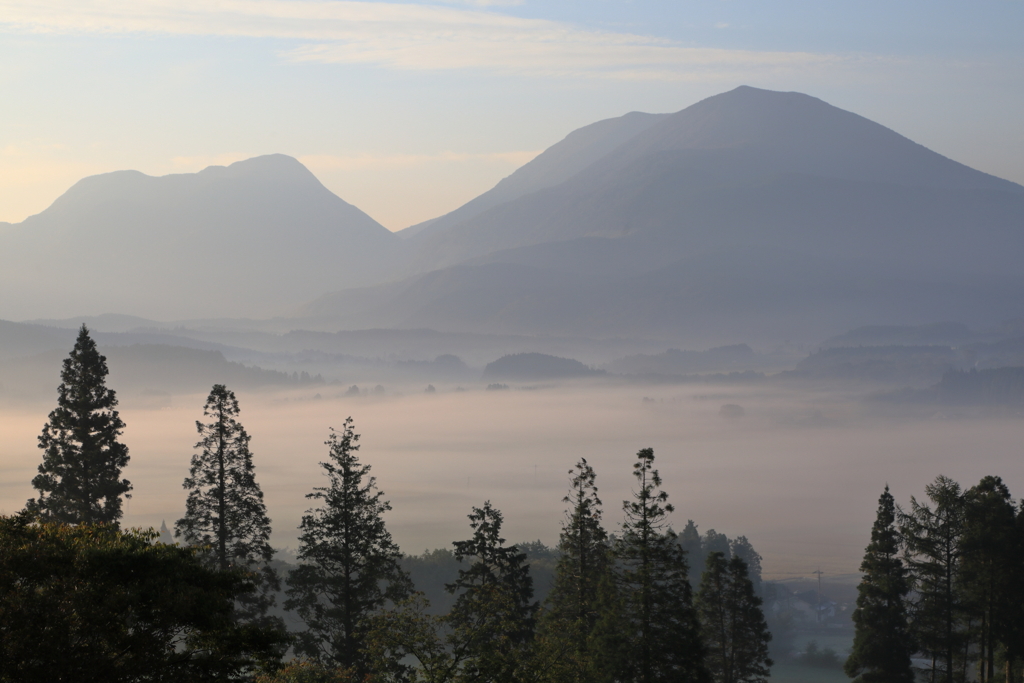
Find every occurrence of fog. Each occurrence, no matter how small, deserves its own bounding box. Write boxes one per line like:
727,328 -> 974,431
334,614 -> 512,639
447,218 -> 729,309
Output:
3,380 -> 1021,582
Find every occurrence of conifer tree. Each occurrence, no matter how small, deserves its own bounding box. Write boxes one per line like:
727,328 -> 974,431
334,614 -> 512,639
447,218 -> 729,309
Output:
539,458 -> 614,683
845,486 -> 915,683
961,476 -> 1019,683
695,552 -> 772,683
175,384 -> 279,622
900,476 -> 967,683
26,325 -> 131,526
1001,505 -> 1024,683
447,501 -> 538,683
729,537 -> 763,597
285,418 -> 413,675
616,448 -> 708,683
679,520 -> 704,590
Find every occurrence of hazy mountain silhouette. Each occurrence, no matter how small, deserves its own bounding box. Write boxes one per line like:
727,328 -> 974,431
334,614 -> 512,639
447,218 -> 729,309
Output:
7,87 -> 1024,345
402,86 -> 1022,274
398,111 -> 668,240
308,86 -> 1024,342
0,154 -> 400,320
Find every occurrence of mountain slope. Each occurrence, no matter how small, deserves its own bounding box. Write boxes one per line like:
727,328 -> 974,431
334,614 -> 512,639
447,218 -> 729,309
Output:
307,86 -> 1024,343
406,86 -> 1023,275
0,155 -> 402,320
398,110 -> 669,240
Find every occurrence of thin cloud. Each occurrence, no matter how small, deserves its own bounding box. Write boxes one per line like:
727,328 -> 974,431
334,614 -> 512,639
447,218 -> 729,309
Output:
0,0 -> 841,80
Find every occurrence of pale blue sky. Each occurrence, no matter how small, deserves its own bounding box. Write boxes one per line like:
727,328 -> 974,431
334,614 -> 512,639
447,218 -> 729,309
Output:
1,0 -> 1022,229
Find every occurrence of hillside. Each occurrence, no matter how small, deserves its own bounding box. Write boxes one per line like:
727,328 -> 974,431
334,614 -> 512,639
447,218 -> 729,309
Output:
0,155 -> 401,320
399,110 -> 669,241
306,87 -> 1024,344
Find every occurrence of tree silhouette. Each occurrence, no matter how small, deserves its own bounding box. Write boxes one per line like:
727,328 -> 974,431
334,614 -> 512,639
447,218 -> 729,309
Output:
696,552 -> 772,683
900,475 -> 967,683
446,501 -> 537,683
845,486 -> 915,683
175,384 -> 279,623
26,325 -> 131,525
539,458 -> 614,683
285,418 -> 412,674
616,448 -> 708,683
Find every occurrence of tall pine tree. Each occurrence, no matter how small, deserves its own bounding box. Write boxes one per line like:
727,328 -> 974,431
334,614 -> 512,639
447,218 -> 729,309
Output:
285,418 -> 413,675
539,458 -> 614,683
446,501 -> 538,683
695,552 -> 772,683
26,325 -> 131,526
961,476 -> 1019,683
175,384 -> 279,622
845,485 -> 915,683
616,448 -> 708,683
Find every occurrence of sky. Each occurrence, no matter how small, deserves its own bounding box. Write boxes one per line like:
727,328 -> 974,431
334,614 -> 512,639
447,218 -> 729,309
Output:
1,1 -> 1022,230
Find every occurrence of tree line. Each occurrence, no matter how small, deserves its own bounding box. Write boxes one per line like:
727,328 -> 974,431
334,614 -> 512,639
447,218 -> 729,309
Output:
847,475 -> 1024,683
1,325 -> 774,682
9,326 -> 1020,683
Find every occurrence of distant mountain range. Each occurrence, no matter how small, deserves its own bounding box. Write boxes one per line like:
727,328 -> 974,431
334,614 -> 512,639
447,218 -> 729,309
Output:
3,86 -> 1024,345
0,155 -> 398,320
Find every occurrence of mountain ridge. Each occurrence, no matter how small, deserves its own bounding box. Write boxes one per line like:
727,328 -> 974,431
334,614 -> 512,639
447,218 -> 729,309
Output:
0,154 -> 403,321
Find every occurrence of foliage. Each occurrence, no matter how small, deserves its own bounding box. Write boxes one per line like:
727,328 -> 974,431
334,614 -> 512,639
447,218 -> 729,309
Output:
366,504 -> 539,683
446,501 -> 538,683
254,660 -> 358,683
537,458 -> 613,683
728,537 -> 762,596
26,324 -> 131,525
960,476 -> 1022,683
0,512 -> 287,682
679,520 -> 704,589
801,642 -> 842,669
899,475 -> 968,683
844,486 -> 915,683
616,448 -> 708,683
175,384 -> 280,623
285,417 -> 412,675
695,552 -> 772,683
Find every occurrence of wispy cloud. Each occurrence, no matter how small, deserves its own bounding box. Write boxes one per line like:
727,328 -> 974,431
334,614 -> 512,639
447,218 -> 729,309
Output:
0,0 -> 840,80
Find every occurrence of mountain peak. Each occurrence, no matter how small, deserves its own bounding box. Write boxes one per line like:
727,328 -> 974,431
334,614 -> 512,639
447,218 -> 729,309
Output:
609,86 -> 1022,193
197,154 -> 317,184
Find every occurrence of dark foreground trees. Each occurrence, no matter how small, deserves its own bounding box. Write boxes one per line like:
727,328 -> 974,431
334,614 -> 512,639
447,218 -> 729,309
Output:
26,324 -> 131,525
0,512 -> 286,682
845,486 -> 916,683
445,501 -> 539,683
285,418 -> 413,675
695,552 -> 772,683
175,384 -> 280,622
616,448 -> 708,683
366,502 -> 538,683
844,476 -> 1024,683
537,458 -> 615,683
900,476 -> 968,683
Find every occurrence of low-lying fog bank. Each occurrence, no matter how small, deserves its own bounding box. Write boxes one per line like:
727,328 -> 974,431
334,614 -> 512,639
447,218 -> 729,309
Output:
2,382 -> 1021,581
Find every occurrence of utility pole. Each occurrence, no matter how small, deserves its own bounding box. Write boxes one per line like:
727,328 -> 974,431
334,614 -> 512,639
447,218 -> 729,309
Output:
813,568 -> 824,625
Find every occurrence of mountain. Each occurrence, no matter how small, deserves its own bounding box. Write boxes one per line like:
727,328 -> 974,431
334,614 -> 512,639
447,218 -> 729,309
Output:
398,110 -> 669,240
307,87 -> 1024,343
0,155 -> 400,320
403,86 -> 1023,275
